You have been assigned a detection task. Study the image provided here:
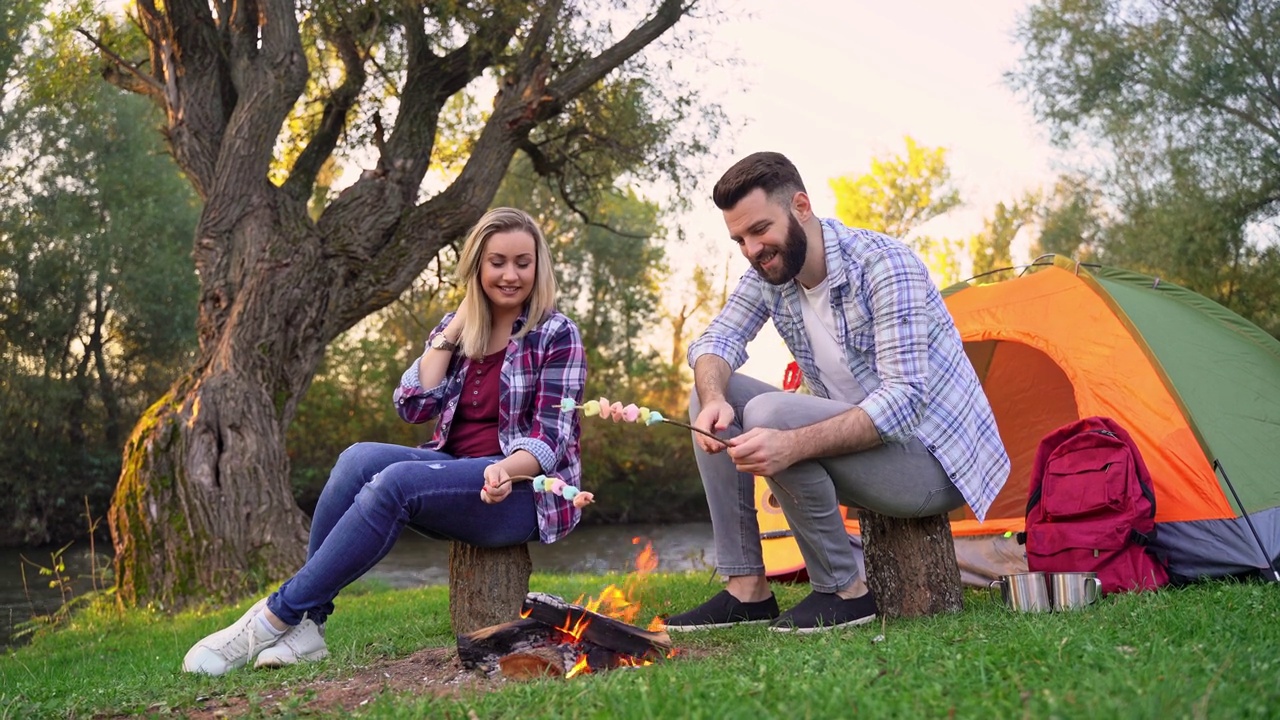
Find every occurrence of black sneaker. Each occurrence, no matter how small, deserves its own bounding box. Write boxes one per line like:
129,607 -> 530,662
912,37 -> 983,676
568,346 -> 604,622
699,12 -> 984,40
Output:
769,590 -> 877,634
661,590 -> 780,632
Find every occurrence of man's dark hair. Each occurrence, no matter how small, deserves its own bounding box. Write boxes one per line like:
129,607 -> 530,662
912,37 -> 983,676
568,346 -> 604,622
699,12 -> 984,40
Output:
711,151 -> 807,210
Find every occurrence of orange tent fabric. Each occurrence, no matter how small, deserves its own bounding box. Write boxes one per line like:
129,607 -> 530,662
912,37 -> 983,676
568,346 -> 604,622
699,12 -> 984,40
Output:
943,265 -> 1229,533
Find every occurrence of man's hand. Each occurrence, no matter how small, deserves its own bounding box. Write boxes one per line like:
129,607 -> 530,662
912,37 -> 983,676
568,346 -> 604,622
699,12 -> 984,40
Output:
692,398 -> 734,454
480,464 -> 512,504
726,427 -> 796,477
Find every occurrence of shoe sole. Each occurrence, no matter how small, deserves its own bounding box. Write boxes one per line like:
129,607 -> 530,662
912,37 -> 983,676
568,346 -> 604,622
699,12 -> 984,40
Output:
663,618 -> 776,632
767,613 -> 877,634
254,648 -> 330,669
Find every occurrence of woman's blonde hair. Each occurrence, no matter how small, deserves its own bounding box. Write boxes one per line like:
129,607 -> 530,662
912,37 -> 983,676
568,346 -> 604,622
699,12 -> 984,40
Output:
454,207 -> 557,359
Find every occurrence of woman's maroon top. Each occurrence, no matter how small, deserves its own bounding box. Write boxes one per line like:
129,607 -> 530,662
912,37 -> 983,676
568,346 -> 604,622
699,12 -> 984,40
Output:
440,348 -> 505,458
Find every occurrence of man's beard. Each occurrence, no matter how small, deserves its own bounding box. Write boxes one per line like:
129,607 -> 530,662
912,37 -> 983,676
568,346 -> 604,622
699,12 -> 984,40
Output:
751,213 -> 808,285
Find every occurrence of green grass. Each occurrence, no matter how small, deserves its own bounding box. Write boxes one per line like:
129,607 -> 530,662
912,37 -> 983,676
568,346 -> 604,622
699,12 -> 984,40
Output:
1,573 -> 1276,718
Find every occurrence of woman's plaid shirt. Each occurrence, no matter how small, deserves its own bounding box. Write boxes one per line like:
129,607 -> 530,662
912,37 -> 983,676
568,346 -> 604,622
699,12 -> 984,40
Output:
395,308 -> 587,543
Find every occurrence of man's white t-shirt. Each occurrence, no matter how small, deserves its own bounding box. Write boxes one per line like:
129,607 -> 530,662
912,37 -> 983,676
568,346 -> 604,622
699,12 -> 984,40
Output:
796,276 -> 867,405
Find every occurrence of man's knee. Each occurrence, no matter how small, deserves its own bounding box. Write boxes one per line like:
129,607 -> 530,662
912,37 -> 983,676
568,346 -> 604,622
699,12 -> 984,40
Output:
742,392 -> 794,431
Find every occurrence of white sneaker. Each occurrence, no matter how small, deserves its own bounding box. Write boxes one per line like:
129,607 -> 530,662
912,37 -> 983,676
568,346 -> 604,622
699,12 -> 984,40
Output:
182,598 -> 281,676
254,616 -> 329,668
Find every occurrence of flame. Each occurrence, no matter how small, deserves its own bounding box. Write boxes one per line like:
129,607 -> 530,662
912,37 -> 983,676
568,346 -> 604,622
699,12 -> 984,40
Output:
569,537 -> 659,627
633,536 -> 658,575
554,537 -> 668,676
566,654 -> 590,679
556,611 -> 592,643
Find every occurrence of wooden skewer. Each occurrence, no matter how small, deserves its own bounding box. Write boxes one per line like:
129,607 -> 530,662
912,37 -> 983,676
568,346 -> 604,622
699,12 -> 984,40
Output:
656,418 -> 730,447
488,474 -> 538,489
570,406 -> 730,447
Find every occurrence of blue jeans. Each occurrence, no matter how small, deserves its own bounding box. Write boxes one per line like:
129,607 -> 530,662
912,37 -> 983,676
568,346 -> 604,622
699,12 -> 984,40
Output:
266,442 -> 539,626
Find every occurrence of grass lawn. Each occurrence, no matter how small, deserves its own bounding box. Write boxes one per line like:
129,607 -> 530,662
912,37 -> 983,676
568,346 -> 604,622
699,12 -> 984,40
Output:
0,572 -> 1276,718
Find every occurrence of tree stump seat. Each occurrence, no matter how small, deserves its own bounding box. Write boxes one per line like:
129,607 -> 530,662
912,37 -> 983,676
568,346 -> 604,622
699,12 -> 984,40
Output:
858,509 -> 964,618
446,541 -> 533,636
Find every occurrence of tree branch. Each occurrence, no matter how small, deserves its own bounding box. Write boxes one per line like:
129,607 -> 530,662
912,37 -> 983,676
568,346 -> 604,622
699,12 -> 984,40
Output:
537,0 -> 694,125
283,23 -> 368,202
328,0 -> 696,327
128,0 -> 228,199
202,0 -> 307,228
379,4 -> 524,199
553,172 -> 651,240
74,27 -> 164,101
1211,1 -> 1280,116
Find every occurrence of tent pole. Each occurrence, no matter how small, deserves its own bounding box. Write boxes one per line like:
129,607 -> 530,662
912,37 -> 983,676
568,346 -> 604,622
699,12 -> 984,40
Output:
1213,459 -> 1280,583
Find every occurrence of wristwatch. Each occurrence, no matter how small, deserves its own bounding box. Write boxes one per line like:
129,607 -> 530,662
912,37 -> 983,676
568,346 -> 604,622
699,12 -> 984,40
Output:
429,333 -> 458,352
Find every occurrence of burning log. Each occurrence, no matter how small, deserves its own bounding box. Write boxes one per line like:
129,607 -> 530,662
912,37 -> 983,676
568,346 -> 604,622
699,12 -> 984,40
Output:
497,650 -> 566,679
521,592 -> 671,662
456,592 -> 672,679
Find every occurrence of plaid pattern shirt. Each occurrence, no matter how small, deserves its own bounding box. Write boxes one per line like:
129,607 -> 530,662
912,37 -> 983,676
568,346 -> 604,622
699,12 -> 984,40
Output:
394,308 -> 587,543
687,218 -> 1009,521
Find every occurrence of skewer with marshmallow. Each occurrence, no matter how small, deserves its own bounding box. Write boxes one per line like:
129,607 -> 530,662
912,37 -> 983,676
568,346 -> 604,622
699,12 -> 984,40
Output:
559,397 -> 728,447
487,473 -> 595,509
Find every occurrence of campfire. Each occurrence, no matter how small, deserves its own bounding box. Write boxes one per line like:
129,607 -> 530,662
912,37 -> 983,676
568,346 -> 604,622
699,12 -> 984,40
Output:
456,538 -> 675,680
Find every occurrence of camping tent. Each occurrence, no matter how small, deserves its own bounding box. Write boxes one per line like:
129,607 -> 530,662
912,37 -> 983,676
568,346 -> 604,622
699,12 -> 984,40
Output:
757,258 -> 1280,583
941,258 -> 1280,580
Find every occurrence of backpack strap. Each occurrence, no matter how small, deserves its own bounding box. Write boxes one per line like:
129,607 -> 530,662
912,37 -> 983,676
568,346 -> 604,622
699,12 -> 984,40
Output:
1128,527 -> 1157,546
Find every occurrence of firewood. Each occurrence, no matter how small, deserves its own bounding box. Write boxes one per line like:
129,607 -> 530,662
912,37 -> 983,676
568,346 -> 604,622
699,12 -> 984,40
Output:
521,592 -> 671,661
497,649 -> 566,680
456,618 -> 555,671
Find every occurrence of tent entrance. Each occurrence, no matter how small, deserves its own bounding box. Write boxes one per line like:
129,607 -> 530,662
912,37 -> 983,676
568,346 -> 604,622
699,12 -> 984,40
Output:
951,340 -> 1079,524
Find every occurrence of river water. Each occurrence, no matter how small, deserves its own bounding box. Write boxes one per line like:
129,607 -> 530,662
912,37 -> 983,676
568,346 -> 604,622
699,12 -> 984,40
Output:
0,522 -> 715,648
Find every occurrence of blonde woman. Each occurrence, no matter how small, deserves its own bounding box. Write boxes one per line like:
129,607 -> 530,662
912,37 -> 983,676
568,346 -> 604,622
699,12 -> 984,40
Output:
183,208 -> 587,675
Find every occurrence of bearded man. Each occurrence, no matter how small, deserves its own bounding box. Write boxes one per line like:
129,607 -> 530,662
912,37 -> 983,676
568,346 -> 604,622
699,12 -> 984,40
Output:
665,152 -> 1009,633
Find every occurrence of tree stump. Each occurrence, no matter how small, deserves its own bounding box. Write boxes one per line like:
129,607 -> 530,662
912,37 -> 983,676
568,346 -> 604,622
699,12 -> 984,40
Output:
448,542 -> 532,635
857,509 -> 963,618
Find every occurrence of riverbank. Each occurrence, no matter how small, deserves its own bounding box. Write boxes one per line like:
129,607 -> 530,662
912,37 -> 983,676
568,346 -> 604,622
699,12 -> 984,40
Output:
1,573 -> 1276,718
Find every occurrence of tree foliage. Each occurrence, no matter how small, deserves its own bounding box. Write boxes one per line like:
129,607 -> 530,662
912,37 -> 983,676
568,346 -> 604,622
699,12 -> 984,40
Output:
1011,0 -> 1280,335
829,136 -> 965,282
969,193 -> 1039,279
1032,175 -> 1105,261
829,136 -> 962,240
0,4 -> 200,544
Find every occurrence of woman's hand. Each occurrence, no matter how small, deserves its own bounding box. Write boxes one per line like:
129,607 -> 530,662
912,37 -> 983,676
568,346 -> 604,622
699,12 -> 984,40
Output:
480,463 -> 512,504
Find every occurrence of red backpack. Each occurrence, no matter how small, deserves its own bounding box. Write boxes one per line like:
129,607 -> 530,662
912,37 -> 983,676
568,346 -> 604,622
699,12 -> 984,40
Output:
1022,416 -> 1169,594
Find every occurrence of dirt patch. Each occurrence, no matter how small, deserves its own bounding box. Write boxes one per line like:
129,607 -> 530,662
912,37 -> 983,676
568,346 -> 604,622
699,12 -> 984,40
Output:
136,645 -> 711,718
177,647 -> 492,718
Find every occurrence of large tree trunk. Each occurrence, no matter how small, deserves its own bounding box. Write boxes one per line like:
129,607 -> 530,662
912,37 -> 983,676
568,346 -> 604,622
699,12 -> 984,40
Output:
858,510 -> 964,618
448,542 -> 533,635
109,202 -> 335,608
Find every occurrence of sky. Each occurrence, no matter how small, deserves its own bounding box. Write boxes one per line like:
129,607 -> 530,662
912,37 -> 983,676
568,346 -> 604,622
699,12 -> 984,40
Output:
664,0 -> 1064,383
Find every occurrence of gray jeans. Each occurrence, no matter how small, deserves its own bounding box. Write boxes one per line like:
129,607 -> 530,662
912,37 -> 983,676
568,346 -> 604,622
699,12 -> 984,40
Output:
691,373 -> 963,592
